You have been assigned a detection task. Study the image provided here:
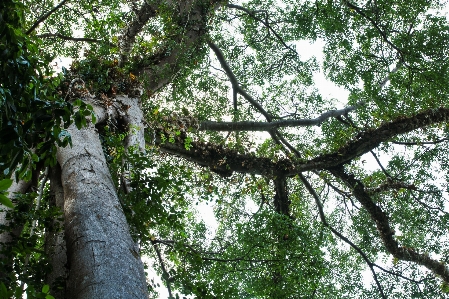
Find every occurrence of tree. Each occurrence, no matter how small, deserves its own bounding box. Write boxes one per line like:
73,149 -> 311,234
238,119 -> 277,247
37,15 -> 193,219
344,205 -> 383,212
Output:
1,0 -> 449,298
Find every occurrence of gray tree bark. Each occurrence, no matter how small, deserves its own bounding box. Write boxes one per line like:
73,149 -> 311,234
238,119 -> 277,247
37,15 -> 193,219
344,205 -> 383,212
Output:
0,178 -> 31,279
57,120 -> 149,299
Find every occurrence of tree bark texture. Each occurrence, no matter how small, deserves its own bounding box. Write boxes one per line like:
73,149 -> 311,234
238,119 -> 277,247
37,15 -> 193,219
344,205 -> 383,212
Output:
57,121 -> 149,299
0,178 -> 31,278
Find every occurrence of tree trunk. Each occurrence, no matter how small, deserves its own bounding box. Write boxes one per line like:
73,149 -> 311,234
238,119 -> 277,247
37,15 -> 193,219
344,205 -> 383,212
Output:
0,178 -> 31,279
57,120 -> 149,299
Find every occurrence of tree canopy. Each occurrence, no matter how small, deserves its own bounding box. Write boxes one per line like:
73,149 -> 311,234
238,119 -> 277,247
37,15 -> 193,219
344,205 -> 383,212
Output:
1,0 -> 449,298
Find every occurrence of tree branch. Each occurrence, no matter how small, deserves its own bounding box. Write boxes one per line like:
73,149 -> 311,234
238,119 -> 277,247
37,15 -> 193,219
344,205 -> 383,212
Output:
208,41 -> 271,115
150,240 -> 173,298
343,0 -> 404,60
392,137 -> 449,146
199,104 -> 361,131
299,174 -> 387,299
370,150 -> 392,178
152,107 -> 449,177
366,180 -> 417,194
26,0 -> 70,35
329,166 -> 449,284
37,33 -> 116,47
379,63 -> 402,88
303,107 -> 449,173
153,130 -> 279,177
226,4 -> 298,57
119,1 -> 158,65
273,176 -> 290,217
134,0 -> 223,93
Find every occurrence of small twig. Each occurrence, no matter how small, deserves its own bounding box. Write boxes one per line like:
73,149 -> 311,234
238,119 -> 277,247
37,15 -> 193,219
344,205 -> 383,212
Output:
410,192 -> 448,215
344,1 -> 404,60
227,4 -> 298,57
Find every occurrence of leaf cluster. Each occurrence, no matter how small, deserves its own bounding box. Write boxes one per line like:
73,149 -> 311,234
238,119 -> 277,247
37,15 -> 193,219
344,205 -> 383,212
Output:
0,0 -> 73,178
0,185 -> 61,298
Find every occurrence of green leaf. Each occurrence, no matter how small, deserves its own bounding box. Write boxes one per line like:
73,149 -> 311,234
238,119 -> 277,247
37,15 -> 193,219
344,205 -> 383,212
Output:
0,179 -> 12,191
41,285 -> 49,294
0,283 -> 7,299
0,194 -> 14,208
74,114 -> 83,129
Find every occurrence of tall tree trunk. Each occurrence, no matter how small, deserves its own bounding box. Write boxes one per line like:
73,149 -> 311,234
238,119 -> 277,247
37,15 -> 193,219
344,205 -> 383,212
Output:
57,120 -> 149,299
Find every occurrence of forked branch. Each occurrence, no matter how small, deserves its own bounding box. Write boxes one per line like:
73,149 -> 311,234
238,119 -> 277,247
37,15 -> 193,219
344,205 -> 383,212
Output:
208,41 -> 270,115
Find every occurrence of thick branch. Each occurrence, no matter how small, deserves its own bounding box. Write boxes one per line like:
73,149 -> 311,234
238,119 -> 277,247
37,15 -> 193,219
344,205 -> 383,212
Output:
329,166 -> 449,284
154,107 -> 449,177
154,130 -> 281,177
304,107 -> 449,172
135,0 -> 224,93
199,104 -> 360,131
367,180 -> 417,194
26,0 -> 70,35
37,33 -> 116,47
392,137 -> 449,146
119,1 -> 158,65
273,176 -> 290,217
